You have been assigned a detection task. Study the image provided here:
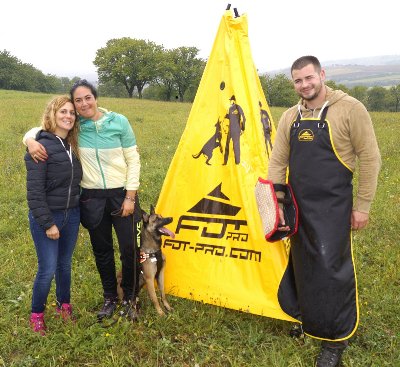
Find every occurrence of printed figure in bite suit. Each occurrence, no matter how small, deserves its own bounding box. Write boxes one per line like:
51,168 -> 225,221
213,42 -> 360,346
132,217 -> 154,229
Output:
223,95 -> 246,165
259,101 -> 273,157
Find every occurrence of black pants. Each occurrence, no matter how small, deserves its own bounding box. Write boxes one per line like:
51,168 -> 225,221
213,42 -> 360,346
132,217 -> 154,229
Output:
321,340 -> 349,350
81,188 -> 141,301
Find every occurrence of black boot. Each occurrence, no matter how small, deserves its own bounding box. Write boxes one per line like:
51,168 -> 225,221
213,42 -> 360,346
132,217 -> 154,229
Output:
97,297 -> 118,320
315,346 -> 344,367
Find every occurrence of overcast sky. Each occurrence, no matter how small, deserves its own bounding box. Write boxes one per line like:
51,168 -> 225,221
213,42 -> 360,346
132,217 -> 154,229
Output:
2,0 -> 398,79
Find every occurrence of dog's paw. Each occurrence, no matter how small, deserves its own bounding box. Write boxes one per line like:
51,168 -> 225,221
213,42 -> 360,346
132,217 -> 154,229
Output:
162,301 -> 173,313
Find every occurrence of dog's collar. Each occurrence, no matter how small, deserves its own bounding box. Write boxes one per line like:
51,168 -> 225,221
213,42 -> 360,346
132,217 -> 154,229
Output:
140,249 -> 162,264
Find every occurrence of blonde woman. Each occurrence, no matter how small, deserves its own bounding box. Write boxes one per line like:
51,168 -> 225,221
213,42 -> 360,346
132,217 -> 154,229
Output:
25,96 -> 82,335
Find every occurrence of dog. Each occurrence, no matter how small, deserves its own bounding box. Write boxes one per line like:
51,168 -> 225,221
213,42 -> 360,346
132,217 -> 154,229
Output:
192,119 -> 223,165
117,205 -> 174,316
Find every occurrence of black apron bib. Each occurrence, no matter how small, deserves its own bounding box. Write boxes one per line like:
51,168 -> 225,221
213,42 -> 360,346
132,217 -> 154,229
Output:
278,107 -> 358,341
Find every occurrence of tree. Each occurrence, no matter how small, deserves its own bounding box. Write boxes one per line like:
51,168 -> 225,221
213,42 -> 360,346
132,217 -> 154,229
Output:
325,80 -> 350,94
260,73 -> 298,107
367,86 -> 389,111
0,49 -> 60,93
349,85 -> 368,106
0,50 -> 18,89
98,80 -> 128,98
389,84 -> 400,112
57,77 -> 76,94
182,68 -> 203,102
152,49 -> 177,101
169,47 -> 204,102
94,38 -> 164,98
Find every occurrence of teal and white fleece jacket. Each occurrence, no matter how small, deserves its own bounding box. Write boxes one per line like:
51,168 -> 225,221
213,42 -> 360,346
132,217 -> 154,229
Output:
78,108 -> 140,190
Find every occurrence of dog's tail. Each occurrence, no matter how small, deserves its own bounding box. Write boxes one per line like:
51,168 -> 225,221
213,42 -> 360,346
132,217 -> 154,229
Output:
192,151 -> 202,159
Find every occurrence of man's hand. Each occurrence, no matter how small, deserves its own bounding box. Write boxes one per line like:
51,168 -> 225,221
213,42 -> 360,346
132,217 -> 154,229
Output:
27,138 -> 48,163
351,210 -> 369,230
277,207 -> 290,232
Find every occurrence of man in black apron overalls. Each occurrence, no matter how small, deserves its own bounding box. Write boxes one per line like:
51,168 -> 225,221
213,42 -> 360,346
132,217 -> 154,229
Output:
268,56 -> 381,367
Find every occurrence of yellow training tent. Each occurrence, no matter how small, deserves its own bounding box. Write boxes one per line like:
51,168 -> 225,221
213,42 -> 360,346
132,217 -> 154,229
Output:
156,6 -> 295,321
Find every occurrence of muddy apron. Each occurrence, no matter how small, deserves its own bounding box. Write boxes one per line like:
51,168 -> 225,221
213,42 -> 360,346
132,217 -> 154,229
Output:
277,106 -> 358,341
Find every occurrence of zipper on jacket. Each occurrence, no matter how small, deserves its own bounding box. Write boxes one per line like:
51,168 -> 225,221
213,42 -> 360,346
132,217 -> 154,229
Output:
66,159 -> 74,209
93,127 -> 108,189
56,136 -> 74,208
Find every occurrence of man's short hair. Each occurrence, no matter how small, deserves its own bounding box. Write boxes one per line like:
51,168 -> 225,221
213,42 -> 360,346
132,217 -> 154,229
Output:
291,56 -> 321,75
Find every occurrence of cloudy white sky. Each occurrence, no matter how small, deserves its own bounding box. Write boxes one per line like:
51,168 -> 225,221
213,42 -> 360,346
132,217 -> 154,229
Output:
2,0 -> 398,79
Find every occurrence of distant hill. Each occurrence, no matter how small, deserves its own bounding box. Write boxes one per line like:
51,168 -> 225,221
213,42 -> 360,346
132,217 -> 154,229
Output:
267,55 -> 400,87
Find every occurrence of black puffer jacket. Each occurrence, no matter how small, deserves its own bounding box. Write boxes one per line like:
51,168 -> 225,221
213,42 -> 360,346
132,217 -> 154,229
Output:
25,130 -> 83,230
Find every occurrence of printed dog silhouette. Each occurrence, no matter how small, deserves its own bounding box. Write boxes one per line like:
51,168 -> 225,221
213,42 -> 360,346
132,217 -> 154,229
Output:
192,120 -> 223,165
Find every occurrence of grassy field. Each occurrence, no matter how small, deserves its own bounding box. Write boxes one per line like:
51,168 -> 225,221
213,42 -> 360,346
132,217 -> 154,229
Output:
0,90 -> 398,367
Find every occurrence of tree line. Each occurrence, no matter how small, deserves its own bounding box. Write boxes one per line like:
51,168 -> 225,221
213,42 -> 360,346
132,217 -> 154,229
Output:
259,73 -> 400,113
0,50 -> 81,94
1,44 -> 399,112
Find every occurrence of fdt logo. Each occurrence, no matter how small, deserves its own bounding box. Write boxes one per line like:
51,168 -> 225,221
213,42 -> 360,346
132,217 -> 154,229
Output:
163,183 -> 261,262
298,129 -> 314,142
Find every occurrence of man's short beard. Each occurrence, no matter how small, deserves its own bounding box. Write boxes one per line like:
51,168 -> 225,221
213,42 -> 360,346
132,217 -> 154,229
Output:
299,83 -> 322,101
302,91 -> 319,101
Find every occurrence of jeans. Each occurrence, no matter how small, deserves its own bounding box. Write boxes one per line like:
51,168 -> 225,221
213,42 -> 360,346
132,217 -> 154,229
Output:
29,207 -> 80,313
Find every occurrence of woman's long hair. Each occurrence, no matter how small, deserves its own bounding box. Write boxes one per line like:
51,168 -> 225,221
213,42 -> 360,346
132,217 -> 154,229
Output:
41,95 -> 80,159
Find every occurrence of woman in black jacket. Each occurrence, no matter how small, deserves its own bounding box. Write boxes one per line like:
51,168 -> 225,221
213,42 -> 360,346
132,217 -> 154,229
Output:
25,95 -> 82,335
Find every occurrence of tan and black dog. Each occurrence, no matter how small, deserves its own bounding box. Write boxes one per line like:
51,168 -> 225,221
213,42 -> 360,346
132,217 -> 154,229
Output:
139,205 -> 174,316
118,205 -> 174,316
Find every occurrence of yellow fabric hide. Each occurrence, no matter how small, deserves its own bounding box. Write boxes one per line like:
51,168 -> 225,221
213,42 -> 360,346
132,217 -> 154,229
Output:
156,9 -> 295,321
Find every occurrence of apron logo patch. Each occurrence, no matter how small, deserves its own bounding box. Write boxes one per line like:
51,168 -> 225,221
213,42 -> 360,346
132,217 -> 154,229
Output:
298,129 -> 314,142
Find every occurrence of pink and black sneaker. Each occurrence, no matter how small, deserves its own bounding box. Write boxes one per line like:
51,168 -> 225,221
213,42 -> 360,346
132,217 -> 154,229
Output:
30,312 -> 46,336
56,303 -> 75,322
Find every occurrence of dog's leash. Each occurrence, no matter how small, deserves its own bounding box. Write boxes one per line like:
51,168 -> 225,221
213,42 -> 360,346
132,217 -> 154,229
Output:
97,306 -> 124,328
84,305 -> 122,329
130,214 -> 141,307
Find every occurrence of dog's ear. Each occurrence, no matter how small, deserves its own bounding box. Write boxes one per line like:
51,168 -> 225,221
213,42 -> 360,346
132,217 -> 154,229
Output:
141,209 -> 149,222
150,205 -> 155,215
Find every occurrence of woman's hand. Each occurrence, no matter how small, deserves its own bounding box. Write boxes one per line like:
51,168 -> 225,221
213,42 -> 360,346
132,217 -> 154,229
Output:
27,138 -> 48,163
121,199 -> 135,217
46,225 -> 60,240
120,191 -> 137,217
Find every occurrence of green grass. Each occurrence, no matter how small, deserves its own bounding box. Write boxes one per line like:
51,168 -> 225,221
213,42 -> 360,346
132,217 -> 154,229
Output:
0,91 -> 399,366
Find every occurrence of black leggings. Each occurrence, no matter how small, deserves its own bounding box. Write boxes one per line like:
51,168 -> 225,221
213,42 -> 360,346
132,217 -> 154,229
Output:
88,195 -> 140,300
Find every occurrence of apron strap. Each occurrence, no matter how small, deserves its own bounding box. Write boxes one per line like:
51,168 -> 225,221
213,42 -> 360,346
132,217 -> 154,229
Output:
291,110 -> 302,138
293,103 -> 329,133
318,102 -> 329,121
295,106 -> 302,125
